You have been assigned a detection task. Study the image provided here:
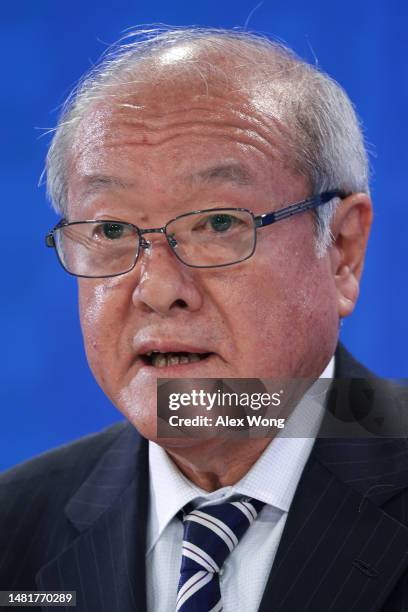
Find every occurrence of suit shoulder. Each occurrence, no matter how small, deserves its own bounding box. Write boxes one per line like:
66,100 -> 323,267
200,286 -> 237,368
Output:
0,420 -> 127,488
0,421 -> 137,589
336,343 -> 407,396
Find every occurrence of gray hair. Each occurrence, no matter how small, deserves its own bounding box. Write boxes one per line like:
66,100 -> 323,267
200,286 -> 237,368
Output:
45,26 -> 370,256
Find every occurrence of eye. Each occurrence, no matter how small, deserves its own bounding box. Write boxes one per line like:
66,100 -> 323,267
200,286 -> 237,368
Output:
92,222 -> 128,240
188,211 -> 247,236
101,222 -> 124,239
209,213 -> 234,232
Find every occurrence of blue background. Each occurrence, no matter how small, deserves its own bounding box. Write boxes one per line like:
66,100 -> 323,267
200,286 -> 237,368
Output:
1,0 -> 407,470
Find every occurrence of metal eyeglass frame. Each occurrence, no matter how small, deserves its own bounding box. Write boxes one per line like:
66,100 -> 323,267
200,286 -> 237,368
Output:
45,189 -> 345,278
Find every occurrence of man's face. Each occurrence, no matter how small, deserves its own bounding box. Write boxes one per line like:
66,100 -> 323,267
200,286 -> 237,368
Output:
68,72 -> 340,442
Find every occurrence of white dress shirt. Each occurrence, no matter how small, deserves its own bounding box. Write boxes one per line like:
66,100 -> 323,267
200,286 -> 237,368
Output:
146,358 -> 334,612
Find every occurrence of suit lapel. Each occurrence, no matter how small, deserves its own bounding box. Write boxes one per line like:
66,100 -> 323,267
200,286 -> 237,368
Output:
36,424 -> 149,612
259,345 -> 408,611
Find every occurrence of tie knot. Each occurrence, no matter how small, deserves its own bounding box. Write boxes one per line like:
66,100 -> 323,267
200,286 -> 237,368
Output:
181,497 -> 265,574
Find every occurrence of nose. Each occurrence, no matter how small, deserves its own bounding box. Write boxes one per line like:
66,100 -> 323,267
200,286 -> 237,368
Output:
132,238 -> 203,315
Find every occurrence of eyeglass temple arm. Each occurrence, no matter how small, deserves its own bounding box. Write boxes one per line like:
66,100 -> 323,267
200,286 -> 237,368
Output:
254,190 -> 345,228
45,219 -> 68,248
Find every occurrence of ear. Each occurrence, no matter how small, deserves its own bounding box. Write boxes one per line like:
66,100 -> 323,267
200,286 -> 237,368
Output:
329,193 -> 373,319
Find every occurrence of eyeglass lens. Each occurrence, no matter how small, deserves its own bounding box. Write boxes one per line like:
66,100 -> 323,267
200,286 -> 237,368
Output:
166,209 -> 255,267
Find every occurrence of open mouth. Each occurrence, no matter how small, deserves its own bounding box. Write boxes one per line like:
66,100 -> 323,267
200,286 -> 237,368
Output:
140,351 -> 212,368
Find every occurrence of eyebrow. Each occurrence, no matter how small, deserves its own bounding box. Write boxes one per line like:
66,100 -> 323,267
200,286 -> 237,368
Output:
189,163 -> 255,186
80,174 -> 135,196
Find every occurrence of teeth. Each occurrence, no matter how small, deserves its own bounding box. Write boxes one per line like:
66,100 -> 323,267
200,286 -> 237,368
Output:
188,354 -> 201,363
152,353 -> 168,368
150,352 -> 205,367
168,354 -> 181,366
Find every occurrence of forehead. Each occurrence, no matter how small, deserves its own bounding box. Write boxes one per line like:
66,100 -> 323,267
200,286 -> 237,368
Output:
70,47 -> 294,158
66,57 -> 306,217
71,100 -> 290,172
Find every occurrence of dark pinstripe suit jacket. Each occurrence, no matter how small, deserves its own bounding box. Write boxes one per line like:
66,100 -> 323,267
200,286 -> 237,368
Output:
1,344 -> 408,612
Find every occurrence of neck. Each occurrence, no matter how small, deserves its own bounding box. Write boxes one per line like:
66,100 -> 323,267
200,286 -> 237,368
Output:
163,437 -> 272,491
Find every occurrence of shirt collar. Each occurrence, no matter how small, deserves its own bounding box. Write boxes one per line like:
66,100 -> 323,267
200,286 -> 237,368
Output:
147,356 -> 334,553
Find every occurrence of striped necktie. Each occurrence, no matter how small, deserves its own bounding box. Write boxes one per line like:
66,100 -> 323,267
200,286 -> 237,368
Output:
176,497 -> 265,611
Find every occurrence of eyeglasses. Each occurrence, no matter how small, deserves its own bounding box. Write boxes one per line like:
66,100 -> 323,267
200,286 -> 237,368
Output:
45,190 -> 344,278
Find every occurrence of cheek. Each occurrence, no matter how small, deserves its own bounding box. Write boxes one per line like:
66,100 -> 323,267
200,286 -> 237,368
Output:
77,279 -> 126,382
216,242 -> 339,376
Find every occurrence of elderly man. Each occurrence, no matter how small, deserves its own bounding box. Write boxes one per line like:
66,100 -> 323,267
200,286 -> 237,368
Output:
1,27 -> 407,612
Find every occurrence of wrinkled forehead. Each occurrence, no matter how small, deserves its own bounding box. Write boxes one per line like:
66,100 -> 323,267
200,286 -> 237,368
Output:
64,44 -> 307,214
70,42 -> 296,153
